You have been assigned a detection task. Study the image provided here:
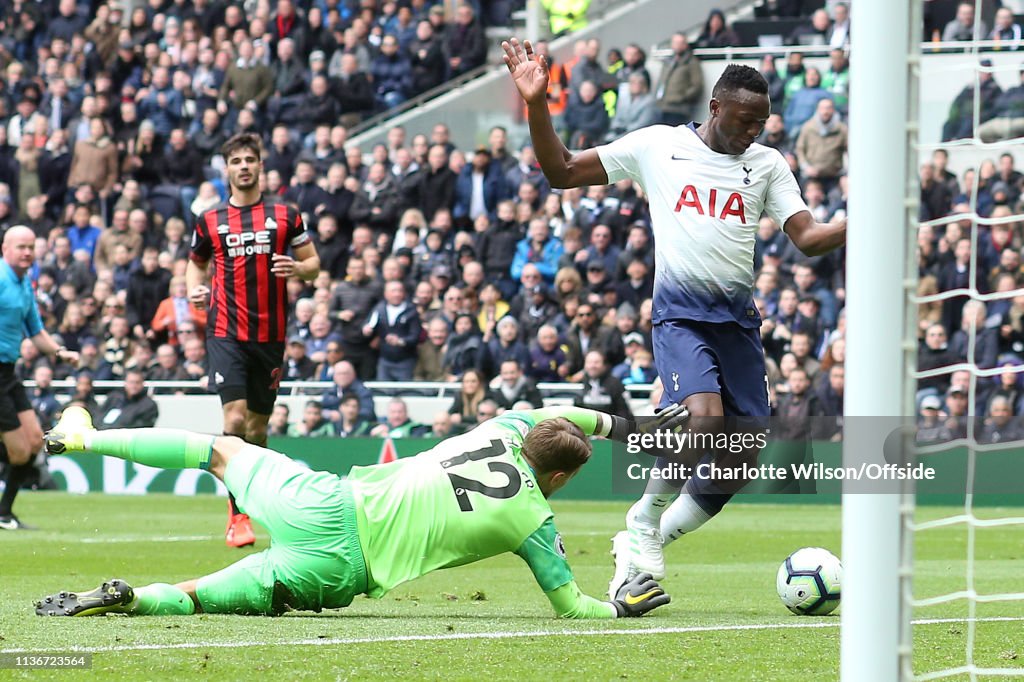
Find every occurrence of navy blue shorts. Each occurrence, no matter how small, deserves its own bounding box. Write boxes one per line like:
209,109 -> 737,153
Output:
652,320 -> 770,418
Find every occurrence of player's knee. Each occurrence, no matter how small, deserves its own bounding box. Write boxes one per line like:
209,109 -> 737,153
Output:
223,412 -> 246,436
245,422 -> 268,447
209,436 -> 246,478
5,440 -> 33,465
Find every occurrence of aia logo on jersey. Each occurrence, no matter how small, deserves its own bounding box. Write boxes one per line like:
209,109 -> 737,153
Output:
674,185 -> 747,223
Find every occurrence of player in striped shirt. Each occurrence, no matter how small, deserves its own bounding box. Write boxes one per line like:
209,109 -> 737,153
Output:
186,133 -> 320,548
503,39 -> 847,594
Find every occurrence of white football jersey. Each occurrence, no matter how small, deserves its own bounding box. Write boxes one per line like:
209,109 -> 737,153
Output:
598,124 -> 808,328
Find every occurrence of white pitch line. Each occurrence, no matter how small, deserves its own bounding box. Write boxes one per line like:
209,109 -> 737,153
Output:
78,535 -> 219,544
4,617 -> 1023,655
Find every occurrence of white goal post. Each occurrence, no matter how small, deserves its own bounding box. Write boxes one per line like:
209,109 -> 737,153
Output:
841,0 -> 918,680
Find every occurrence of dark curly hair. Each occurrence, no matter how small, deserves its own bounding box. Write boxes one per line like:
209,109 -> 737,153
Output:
712,64 -> 769,99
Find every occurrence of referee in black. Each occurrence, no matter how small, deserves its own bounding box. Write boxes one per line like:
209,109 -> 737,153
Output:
0,226 -> 79,529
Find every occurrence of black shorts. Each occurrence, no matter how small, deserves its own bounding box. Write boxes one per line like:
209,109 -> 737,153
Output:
0,363 -> 32,432
206,337 -> 285,415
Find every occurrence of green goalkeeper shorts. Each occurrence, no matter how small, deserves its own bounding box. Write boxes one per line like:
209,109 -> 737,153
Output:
195,445 -> 368,615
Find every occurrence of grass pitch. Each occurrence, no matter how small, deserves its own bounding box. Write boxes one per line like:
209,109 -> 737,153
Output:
1,494 -> 1021,681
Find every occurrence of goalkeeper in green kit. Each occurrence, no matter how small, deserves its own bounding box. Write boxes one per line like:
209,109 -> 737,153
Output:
34,403 -> 685,619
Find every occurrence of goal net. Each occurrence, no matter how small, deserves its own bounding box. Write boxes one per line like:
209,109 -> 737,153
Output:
845,0 -> 1024,679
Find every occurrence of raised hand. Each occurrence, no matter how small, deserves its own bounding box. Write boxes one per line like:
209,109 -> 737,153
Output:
502,37 -> 549,106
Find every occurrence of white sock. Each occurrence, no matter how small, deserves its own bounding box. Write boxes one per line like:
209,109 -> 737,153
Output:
660,493 -> 712,546
629,477 -> 681,528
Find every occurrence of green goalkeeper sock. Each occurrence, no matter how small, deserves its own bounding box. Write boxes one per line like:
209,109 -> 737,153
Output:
127,583 -> 196,616
84,429 -> 214,470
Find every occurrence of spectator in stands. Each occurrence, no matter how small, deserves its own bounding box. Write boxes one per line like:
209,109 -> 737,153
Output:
441,313 -> 482,379
950,300 -> 999,369
979,395 -> 1022,443
126,248 -> 172,341
784,67 -> 830,133
939,238 -> 974,331
920,162 -> 954,222
64,203 -> 102,272
781,52 -> 807,106
268,404 -> 290,436
696,9 -> 739,48
330,53 -> 375,126
139,66 -> 184,138
148,343 -> 190,384
150,276 -> 207,347
268,38 -> 307,122
789,8 -> 831,46
364,280 -> 422,381
321,360 -> 376,422
283,336 -> 317,381
305,313 -> 340,367
564,300 -> 625,382
579,223 -> 621,275
371,396 -> 427,438
654,32 -> 703,127
469,199 -> 520,297
218,38 -> 274,128
410,20 -> 447,95
287,400 -> 336,437
977,67 -> 1024,143
285,160 -> 330,218
94,210 -> 140,273
449,368 -> 487,427
479,315 -> 531,380
606,72 -> 658,140
410,144 -> 457,222
444,3 -> 487,77
98,368 -> 159,429
477,283 -> 510,342
67,118 -> 118,209
372,34 -> 413,111
430,411 -> 455,438
181,335 -> 208,382
511,217 -> 564,285
942,60 -> 1002,141
612,338 -> 658,386
415,317 -> 451,381
942,2 -> 987,42
574,350 -> 634,418
30,365 -> 62,432
161,128 -> 205,221
822,49 -> 850,116
330,394 -> 370,437
989,8 -> 1022,50
528,324 -> 569,383
759,55 -> 786,116
350,162 -> 402,232
795,98 -> 847,193
454,147 -> 508,225
829,3 -> 851,49
918,323 -> 959,398
757,113 -> 793,154
487,359 -> 543,410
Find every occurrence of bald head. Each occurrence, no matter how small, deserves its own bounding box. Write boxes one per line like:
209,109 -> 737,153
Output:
3,226 -> 36,274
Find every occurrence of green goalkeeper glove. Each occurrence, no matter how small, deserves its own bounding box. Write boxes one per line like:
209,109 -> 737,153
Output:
611,572 -> 671,617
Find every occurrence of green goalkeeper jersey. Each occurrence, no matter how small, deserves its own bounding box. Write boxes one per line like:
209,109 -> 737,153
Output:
347,407 -> 618,618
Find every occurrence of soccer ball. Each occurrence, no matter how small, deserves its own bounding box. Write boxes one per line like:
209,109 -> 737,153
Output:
776,547 -> 842,616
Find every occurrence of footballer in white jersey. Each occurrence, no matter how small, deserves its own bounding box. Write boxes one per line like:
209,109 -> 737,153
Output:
504,38 -> 847,586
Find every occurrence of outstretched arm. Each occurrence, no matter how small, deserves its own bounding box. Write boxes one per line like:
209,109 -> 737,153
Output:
502,38 -> 608,189
516,519 -> 669,619
523,404 -> 689,444
784,210 -> 847,257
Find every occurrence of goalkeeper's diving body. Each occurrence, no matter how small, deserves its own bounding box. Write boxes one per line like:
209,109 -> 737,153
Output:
35,405 -> 682,619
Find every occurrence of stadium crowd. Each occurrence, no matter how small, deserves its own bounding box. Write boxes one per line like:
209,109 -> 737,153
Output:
0,1 -> 860,441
